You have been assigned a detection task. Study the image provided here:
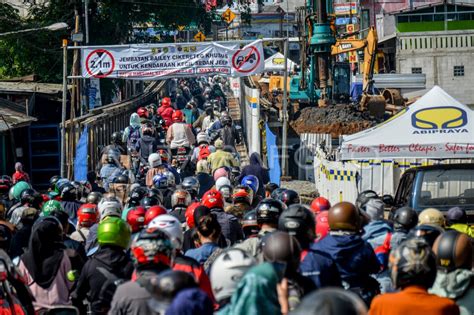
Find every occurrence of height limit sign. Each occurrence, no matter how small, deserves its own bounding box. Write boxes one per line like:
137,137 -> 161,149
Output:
85,49 -> 115,78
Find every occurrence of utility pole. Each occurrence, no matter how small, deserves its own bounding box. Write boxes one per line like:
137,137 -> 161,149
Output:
61,39 -> 68,178
281,38 -> 289,177
84,0 -> 89,44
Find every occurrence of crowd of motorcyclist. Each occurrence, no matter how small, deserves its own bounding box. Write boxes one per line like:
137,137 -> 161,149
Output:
0,76 -> 472,315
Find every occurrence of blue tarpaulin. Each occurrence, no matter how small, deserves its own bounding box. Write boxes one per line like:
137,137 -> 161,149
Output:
74,126 -> 88,181
265,123 -> 281,186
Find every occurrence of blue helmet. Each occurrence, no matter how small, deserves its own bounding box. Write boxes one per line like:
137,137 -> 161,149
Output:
241,175 -> 259,194
153,174 -> 169,189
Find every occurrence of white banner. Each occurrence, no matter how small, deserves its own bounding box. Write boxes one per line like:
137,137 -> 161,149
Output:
81,40 -> 265,80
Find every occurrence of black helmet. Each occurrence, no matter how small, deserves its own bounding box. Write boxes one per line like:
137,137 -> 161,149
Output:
261,231 -> 301,277
393,207 -> 418,231
181,177 -> 200,199
20,189 -> 37,205
106,150 -> 119,164
113,175 -> 129,184
242,210 -> 259,239
221,115 -> 232,126
390,237 -> 437,289
146,270 -> 198,311
278,189 -> 300,206
147,188 -> 164,205
128,186 -> 148,207
86,191 -> 102,205
356,190 -> 379,210
60,183 -> 77,201
270,188 -> 286,200
111,131 -> 123,145
142,196 -> 159,209
278,204 -> 316,249
256,198 -> 286,225
49,175 -> 61,190
433,230 -> 473,272
408,224 -> 444,248
291,288 -> 367,315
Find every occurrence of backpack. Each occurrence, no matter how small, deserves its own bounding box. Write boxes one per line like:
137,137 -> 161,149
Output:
374,232 -> 392,272
197,144 -> 210,161
127,126 -> 141,150
96,267 -> 126,312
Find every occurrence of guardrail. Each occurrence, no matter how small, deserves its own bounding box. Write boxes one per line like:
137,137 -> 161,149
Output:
63,81 -> 165,177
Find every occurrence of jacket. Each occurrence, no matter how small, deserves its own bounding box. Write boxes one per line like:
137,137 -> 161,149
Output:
157,105 -> 174,127
390,230 -> 409,251
234,227 -> 275,261
10,223 -> 33,259
109,277 -> 153,315
211,209 -> 243,245
185,242 -> 219,265
300,245 -> 343,289
313,233 -> 380,288
369,285 -> 460,315
430,269 -> 474,315
207,150 -> 238,174
19,253 -> 73,311
196,173 -> 215,199
166,122 -> 195,149
447,224 -> 474,238
60,200 -> 83,224
136,135 -> 158,164
239,153 -> 270,198
173,253 -> 216,303
220,125 -> 241,148
71,245 -> 134,314
362,221 -> 393,293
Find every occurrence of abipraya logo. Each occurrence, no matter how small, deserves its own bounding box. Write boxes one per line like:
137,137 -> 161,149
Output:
411,106 -> 468,134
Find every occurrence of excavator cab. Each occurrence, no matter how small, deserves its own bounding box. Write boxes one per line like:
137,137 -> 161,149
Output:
333,62 -> 351,103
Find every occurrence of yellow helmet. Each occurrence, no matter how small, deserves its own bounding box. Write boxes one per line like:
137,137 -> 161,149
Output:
418,208 -> 445,227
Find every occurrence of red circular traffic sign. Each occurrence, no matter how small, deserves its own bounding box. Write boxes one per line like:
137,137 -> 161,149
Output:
85,49 -> 115,78
232,46 -> 260,74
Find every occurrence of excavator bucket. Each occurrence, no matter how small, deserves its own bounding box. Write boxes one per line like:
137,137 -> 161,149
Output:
360,94 -> 386,118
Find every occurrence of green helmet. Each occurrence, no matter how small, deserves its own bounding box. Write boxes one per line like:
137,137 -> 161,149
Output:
12,181 -> 31,200
97,217 -> 131,250
42,200 -> 63,216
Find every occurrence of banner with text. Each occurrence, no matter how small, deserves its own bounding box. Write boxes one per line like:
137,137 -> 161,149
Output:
81,40 -> 265,80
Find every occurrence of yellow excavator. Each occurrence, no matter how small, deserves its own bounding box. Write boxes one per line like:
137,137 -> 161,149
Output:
330,26 -> 387,114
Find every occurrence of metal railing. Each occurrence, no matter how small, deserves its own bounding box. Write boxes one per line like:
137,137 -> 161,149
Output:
63,81 -> 165,178
397,30 -> 474,53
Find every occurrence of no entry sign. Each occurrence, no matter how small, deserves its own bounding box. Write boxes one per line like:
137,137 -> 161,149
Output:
80,40 -> 265,80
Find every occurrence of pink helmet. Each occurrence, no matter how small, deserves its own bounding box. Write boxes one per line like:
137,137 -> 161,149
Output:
213,167 -> 229,181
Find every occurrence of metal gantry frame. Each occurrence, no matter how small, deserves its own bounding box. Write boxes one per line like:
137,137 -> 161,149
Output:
61,37 -> 291,178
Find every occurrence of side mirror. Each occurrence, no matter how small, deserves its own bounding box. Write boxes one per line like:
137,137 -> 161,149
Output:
382,194 -> 394,206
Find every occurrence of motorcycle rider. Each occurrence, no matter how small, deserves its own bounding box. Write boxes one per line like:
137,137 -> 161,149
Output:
361,198 -> 393,293
99,151 -> 122,192
278,204 -> 342,289
445,207 -> 474,238
313,202 -> 380,306
418,208 -> 445,228
109,228 -> 174,314
370,238 -> 460,315
182,100 -> 200,125
430,231 -> 474,315
390,206 -> 418,250
207,139 -> 239,174
157,97 -> 174,128
235,198 -> 285,259
195,160 -> 215,199
122,113 -> 142,153
100,132 -> 126,160
191,132 -> 215,164
72,217 -> 133,314
166,110 -> 195,157
310,196 -> 331,215
169,189 -> 192,224
135,123 -> 159,166
59,183 -> 83,224
239,153 -> 269,198
145,153 -> 162,187
70,203 -> 98,244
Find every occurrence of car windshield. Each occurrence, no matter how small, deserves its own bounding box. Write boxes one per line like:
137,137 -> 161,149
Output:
418,168 -> 474,208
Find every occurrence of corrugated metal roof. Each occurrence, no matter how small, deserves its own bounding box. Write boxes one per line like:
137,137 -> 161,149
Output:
354,73 -> 426,89
0,81 -> 65,95
0,98 -> 37,132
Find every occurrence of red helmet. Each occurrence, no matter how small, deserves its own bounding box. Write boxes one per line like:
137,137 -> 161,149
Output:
137,107 -> 149,118
144,205 -> 167,226
310,197 -> 331,214
232,185 -> 253,205
77,203 -> 99,228
161,97 -> 171,108
127,206 -> 147,233
315,211 -> 330,241
201,189 -> 224,210
172,110 -> 184,123
185,202 -> 200,229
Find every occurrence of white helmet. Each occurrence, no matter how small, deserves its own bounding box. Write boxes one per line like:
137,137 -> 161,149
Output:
210,248 -> 256,303
196,132 -> 209,144
98,196 -> 123,220
216,177 -> 231,191
148,214 -> 183,250
148,153 -> 162,168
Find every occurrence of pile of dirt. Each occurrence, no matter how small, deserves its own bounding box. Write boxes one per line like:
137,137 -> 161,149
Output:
290,104 -> 380,137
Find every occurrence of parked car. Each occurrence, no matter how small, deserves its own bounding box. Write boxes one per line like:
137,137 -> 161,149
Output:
391,164 -> 474,221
